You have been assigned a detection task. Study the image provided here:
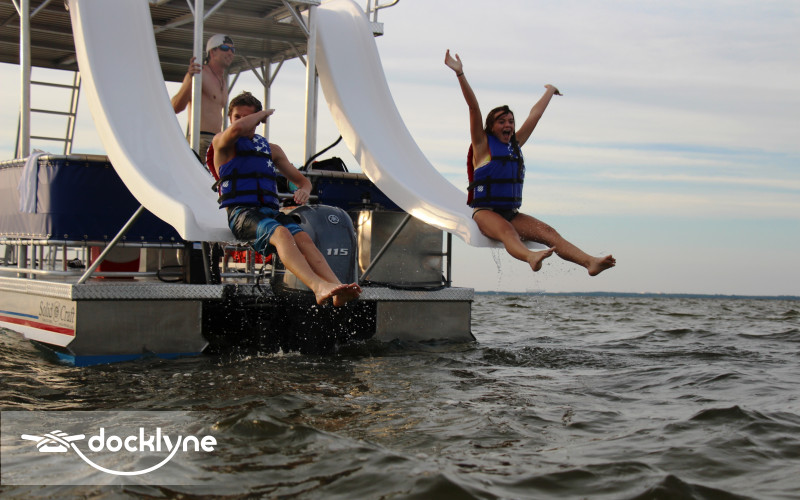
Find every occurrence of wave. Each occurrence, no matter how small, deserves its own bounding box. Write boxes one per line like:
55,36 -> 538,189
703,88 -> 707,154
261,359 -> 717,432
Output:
629,474 -> 753,500
480,346 -> 621,370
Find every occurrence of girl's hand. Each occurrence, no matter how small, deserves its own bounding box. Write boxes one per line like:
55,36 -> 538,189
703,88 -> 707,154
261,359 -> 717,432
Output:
444,49 -> 463,74
545,84 -> 562,96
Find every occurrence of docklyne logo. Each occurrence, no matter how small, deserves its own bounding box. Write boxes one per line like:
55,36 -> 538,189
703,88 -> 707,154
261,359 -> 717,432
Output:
20,426 -> 217,476
2,411 -> 217,485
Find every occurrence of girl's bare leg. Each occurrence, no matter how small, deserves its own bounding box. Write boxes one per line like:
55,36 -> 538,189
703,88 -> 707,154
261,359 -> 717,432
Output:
511,213 -> 615,276
473,210 -> 554,272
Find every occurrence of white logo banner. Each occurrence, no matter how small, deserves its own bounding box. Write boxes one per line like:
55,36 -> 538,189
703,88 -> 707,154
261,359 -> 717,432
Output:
1,411 -> 219,485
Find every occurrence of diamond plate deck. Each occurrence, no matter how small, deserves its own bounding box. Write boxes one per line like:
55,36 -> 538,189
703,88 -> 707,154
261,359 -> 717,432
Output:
0,276 -> 472,302
0,277 -> 226,300
359,287 -> 473,301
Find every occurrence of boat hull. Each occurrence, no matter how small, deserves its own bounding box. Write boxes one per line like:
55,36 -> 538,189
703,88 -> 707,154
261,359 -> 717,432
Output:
0,278 -> 215,366
0,277 -> 474,366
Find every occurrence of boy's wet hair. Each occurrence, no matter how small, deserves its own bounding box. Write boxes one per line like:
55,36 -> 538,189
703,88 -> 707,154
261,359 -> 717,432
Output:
228,91 -> 262,117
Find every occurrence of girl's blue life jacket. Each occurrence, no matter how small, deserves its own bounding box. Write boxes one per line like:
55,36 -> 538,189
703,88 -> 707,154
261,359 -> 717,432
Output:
467,133 -> 524,209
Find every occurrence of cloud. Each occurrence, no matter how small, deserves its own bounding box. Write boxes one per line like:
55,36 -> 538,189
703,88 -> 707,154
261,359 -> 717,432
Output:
598,172 -> 800,192
2,1 -> 798,295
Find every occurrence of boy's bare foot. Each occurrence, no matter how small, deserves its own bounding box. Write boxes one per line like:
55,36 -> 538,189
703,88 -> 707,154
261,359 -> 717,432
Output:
527,247 -> 555,272
316,282 -> 362,306
332,283 -> 362,307
588,255 -> 616,276
315,282 -> 340,305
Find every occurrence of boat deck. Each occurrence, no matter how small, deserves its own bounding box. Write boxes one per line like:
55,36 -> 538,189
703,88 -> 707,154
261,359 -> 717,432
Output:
0,275 -> 472,302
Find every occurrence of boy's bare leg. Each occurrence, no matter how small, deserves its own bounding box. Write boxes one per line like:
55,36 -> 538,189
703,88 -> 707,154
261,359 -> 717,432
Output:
295,233 -> 361,306
294,232 -> 342,284
270,227 -> 357,305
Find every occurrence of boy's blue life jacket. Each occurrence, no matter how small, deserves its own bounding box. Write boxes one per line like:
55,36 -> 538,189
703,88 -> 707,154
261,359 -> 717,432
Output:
217,135 -> 280,210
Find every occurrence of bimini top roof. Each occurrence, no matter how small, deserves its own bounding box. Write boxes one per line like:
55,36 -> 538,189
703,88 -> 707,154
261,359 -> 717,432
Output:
0,0 -> 381,82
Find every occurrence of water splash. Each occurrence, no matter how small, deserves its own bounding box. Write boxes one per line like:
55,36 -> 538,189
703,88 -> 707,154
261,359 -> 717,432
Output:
491,247 -> 504,288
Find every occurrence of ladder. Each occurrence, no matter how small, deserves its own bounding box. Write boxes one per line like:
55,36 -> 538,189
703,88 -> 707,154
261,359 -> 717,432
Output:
16,70 -> 81,157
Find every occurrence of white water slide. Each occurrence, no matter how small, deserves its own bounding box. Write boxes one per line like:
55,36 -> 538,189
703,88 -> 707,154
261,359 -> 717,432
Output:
69,0 -> 230,242
70,0 -> 543,248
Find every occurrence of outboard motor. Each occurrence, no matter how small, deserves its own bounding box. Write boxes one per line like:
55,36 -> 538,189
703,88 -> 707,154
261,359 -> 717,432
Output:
272,204 -> 358,291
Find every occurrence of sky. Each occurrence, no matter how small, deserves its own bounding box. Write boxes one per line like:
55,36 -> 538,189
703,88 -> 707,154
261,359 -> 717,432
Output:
2,0 -> 799,295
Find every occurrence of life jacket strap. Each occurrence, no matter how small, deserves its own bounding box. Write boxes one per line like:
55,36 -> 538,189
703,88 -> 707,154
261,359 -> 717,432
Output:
235,150 -> 272,160
218,171 -> 276,182
217,188 -> 279,204
467,177 -> 522,191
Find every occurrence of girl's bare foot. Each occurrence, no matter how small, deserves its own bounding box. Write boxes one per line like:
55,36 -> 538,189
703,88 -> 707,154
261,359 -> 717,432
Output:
527,247 -> 555,272
588,255 -> 616,276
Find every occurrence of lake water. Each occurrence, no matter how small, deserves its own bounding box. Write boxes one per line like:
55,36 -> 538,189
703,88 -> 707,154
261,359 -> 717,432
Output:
1,294 -> 799,499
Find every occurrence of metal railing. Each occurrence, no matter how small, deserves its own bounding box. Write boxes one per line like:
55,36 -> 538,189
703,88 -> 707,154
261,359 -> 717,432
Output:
365,0 -> 400,22
0,238 -> 273,284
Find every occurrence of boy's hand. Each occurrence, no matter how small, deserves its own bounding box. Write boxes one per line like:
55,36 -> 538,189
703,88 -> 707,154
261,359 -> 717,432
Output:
293,186 -> 310,205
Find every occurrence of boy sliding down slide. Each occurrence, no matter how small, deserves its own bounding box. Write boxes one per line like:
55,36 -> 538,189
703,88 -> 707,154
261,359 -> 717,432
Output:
212,91 -> 361,306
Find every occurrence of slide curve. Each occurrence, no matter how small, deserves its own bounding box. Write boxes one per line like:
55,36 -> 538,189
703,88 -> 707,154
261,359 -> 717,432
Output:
316,0 -> 546,249
69,0 -> 231,242
69,0 -> 543,249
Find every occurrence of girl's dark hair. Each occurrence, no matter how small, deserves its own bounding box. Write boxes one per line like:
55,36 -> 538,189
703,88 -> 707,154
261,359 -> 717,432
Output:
484,105 -> 514,135
484,105 -> 520,152
228,91 -> 262,117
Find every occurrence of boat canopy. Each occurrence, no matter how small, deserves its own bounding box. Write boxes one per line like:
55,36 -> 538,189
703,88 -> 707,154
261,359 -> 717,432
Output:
0,0 -> 383,83
2,0 -> 544,249
3,0 -> 387,162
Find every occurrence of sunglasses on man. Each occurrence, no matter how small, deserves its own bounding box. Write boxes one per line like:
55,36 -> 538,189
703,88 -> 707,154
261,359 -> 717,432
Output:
216,44 -> 235,53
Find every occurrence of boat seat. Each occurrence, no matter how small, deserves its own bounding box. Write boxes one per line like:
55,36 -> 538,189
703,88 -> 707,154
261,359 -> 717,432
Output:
0,155 -> 181,243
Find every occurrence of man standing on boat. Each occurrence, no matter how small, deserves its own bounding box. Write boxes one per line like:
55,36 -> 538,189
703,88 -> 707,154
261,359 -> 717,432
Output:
171,34 -> 235,171
213,91 -> 362,306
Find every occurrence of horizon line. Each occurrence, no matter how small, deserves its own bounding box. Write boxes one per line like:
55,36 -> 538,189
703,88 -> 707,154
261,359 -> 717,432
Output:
475,291 -> 800,300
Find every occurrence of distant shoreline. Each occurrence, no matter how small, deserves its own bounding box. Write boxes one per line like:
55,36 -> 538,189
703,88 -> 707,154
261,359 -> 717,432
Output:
475,291 -> 800,301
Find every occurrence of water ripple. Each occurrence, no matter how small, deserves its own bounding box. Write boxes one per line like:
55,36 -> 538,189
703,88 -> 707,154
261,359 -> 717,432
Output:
2,296 -> 799,498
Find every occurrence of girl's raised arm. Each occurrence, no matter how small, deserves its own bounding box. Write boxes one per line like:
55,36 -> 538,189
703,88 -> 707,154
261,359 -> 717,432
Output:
515,84 -> 562,147
445,50 -> 487,165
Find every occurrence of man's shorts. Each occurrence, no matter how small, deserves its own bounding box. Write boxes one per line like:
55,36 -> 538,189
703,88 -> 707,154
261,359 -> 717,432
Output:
227,206 -> 304,256
199,132 -> 215,165
472,207 -> 520,222
185,131 -> 216,174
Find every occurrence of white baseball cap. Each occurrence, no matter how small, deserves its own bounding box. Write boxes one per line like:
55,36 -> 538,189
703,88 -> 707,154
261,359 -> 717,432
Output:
206,34 -> 233,53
